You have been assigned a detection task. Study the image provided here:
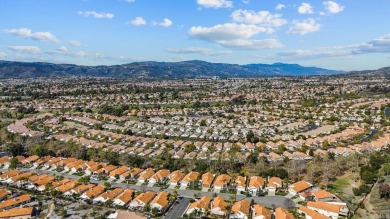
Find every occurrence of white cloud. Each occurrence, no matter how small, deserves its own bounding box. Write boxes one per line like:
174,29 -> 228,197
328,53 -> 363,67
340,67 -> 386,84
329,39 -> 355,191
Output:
160,18 -> 173,27
275,4 -> 285,11
4,28 -> 59,43
153,18 -> 173,27
166,47 -> 232,56
69,40 -> 82,47
242,0 -> 250,4
298,3 -> 314,14
47,46 -> 87,57
197,0 -> 233,9
353,34 -> 390,54
188,23 -> 282,49
287,18 -> 320,35
125,0 -> 135,2
231,9 -> 287,28
8,46 -> 41,54
323,1 -> 344,14
77,11 -> 114,19
0,52 -> 7,58
131,17 -> 147,26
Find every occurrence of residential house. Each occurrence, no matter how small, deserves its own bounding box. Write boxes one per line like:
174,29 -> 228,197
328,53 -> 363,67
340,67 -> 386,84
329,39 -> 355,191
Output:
288,180 -> 312,195
235,176 -> 246,193
230,199 -> 250,219
0,194 -> 32,210
150,191 -> 169,212
213,174 -> 231,190
94,188 -> 124,203
149,169 -> 170,184
129,191 -> 156,210
312,190 -> 337,202
137,168 -> 155,183
306,201 -> 349,219
248,176 -> 265,194
81,184 -> 105,200
210,196 -> 227,217
113,189 -> 134,207
201,172 -> 214,189
169,170 -> 183,186
181,172 -> 199,188
274,207 -> 294,219
186,196 -> 211,216
252,204 -> 272,219
0,207 -> 35,219
266,177 -> 283,192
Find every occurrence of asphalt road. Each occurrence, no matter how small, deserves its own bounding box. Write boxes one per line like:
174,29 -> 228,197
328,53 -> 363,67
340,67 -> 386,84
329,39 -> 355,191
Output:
1,168 -> 290,209
164,197 -> 191,219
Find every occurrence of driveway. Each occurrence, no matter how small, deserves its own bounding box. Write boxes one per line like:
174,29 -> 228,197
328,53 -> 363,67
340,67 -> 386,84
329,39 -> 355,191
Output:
164,197 -> 191,219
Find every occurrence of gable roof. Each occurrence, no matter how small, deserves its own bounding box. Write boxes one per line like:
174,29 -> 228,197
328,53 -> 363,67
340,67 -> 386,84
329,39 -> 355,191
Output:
231,199 -> 250,216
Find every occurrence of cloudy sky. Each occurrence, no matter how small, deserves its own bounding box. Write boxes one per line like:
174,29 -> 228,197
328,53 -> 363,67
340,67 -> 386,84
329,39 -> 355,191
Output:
1,0 -> 389,70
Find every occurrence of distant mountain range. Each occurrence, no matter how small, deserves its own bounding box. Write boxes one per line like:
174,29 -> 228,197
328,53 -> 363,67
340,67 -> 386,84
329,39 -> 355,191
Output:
0,60 -> 345,79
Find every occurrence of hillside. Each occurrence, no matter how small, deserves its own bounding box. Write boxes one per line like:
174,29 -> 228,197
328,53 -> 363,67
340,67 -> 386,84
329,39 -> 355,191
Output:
0,60 -> 344,79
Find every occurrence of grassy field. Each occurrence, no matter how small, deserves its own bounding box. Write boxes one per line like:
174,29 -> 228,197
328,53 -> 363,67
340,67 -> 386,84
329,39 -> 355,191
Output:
329,173 -> 364,213
353,176 -> 390,219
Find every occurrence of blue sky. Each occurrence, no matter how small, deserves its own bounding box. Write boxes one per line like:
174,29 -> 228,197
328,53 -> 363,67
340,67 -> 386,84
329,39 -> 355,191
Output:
1,0 -> 389,71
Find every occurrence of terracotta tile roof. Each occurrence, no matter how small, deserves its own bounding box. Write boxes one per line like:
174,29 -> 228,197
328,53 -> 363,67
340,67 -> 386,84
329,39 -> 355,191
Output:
201,172 -> 214,187
235,176 -> 246,188
182,172 -> 199,183
84,184 -> 105,198
274,207 -> 294,219
132,191 -> 156,205
290,180 -> 312,193
169,170 -> 183,183
188,196 -> 211,211
307,201 -> 342,213
0,170 -> 21,179
151,169 -> 170,180
267,177 -> 282,188
151,191 -> 169,208
34,176 -> 55,186
0,156 -> 10,165
299,206 -> 330,219
72,184 -> 95,194
28,174 -> 48,182
211,196 -> 227,213
249,176 -> 265,188
214,174 -> 231,187
11,172 -> 33,182
312,190 -> 335,199
139,168 -> 155,180
109,166 -> 130,177
0,207 -> 33,218
100,188 -> 124,200
231,199 -> 250,216
56,180 -> 78,193
253,204 -> 272,219
0,194 -> 31,210
0,189 -> 9,200
22,155 -> 39,164
130,168 -> 143,177
116,189 -> 134,203
52,178 -> 71,188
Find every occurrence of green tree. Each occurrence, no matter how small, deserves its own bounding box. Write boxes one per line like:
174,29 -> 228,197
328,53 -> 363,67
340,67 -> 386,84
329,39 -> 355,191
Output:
9,157 -> 19,169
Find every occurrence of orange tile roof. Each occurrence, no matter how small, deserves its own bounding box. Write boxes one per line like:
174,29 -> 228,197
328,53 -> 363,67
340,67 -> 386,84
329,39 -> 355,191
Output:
151,191 -> 169,208
211,196 -> 227,213
11,172 -> 33,182
22,155 -> 39,164
299,206 -> 330,219
307,201 -> 342,213
0,207 -> 33,218
231,199 -> 250,216
169,170 -> 183,183
312,190 -> 334,199
253,204 -> 272,219
34,176 -> 55,186
56,180 -> 78,193
235,176 -> 246,188
202,172 -> 214,187
130,167 -> 142,177
0,194 -> 31,210
290,180 -> 311,193
274,207 -> 294,219
100,188 -> 124,200
214,174 -> 231,187
0,189 -> 9,200
188,196 -> 211,211
151,169 -> 170,180
72,184 -> 95,194
132,191 -> 156,205
84,184 -> 105,198
52,178 -> 71,188
182,171 -> 199,182
0,170 -> 21,179
249,176 -> 265,188
109,166 -> 129,177
116,189 -> 134,203
139,168 -> 155,180
0,156 -> 10,165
